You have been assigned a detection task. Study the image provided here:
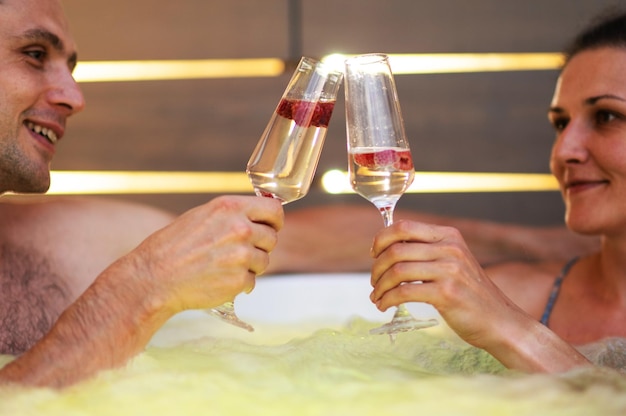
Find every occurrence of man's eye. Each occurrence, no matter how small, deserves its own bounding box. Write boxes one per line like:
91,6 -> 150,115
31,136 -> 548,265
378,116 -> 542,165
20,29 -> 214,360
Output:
24,49 -> 46,62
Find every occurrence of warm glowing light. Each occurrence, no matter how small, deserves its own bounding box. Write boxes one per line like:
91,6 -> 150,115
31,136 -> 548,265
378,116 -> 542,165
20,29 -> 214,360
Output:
321,169 -> 348,194
320,54 -> 348,74
5,170 -> 560,195
324,53 -> 563,74
73,59 -> 285,82
44,171 -> 253,194
384,53 -> 564,74
72,53 -> 563,83
321,170 -> 559,194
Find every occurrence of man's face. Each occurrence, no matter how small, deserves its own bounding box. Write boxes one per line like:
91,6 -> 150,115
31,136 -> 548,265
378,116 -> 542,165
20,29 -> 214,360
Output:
0,0 -> 85,194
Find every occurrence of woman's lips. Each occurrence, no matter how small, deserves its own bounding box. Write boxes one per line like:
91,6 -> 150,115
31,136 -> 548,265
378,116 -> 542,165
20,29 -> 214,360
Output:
565,180 -> 609,194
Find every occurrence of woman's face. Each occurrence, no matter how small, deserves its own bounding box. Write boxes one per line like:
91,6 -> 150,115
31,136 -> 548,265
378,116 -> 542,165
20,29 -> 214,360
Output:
549,47 -> 626,237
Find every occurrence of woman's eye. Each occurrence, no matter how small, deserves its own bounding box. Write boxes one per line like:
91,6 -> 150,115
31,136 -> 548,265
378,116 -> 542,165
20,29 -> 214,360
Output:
551,117 -> 568,132
595,110 -> 617,125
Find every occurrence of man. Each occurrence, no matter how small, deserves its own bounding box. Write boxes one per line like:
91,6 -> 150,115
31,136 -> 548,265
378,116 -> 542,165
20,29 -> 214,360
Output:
0,0 -> 283,388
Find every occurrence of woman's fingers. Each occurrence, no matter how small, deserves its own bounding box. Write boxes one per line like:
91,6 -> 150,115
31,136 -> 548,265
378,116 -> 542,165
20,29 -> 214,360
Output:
370,258 -> 450,307
370,220 -> 481,310
370,220 -> 444,256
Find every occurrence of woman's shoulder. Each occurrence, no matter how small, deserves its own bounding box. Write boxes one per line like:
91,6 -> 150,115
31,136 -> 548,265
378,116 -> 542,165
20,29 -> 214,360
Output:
485,259 -> 574,319
486,260 -> 565,279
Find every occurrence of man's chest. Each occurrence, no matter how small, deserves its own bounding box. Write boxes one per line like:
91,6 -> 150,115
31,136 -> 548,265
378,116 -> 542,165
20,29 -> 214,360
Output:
0,243 -> 70,354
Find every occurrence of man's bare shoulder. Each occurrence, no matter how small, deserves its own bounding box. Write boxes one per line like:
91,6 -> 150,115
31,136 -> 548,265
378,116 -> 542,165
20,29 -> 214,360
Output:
0,195 -> 176,262
0,194 -> 174,216
0,196 -> 176,295
0,195 -> 174,234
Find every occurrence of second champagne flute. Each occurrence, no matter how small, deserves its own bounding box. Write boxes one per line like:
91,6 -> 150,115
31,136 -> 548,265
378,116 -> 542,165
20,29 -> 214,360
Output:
344,53 -> 438,340
207,57 -> 343,331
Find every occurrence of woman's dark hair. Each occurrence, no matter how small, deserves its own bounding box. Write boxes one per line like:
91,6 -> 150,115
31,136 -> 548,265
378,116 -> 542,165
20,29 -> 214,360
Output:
563,9 -> 626,64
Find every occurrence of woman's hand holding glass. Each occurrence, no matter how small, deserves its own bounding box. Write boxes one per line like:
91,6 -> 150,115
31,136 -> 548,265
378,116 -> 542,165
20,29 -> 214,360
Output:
344,53 -> 438,340
369,220 -> 513,343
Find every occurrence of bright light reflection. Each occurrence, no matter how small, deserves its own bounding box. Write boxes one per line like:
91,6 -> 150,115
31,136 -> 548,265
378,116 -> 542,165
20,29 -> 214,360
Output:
322,170 -> 558,194
321,169 -> 348,194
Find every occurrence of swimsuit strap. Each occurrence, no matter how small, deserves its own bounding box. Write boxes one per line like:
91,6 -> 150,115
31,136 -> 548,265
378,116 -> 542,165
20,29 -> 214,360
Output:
540,256 -> 579,327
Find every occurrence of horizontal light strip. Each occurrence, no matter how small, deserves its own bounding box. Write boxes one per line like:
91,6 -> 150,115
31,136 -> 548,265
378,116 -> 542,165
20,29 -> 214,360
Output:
9,170 -> 561,195
73,58 -> 285,82
322,53 -> 563,75
387,53 -> 563,74
46,171 -> 253,194
321,170 -> 559,194
72,53 -> 563,83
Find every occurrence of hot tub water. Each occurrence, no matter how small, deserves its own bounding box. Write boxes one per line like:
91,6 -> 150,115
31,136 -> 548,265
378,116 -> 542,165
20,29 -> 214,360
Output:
0,274 -> 625,415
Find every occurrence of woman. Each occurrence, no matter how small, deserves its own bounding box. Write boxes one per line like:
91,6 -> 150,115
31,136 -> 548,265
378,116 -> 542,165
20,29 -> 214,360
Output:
369,10 -> 626,373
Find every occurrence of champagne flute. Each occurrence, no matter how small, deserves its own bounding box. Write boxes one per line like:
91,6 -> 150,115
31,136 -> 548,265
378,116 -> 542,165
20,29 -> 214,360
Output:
207,57 -> 343,331
344,53 -> 438,340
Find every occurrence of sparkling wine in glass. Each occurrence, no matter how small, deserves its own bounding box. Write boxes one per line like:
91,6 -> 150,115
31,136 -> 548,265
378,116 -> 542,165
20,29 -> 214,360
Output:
344,53 -> 438,340
207,57 -> 343,331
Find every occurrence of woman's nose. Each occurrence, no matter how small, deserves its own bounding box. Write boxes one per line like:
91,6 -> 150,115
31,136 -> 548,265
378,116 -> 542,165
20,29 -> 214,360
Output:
551,120 -> 588,164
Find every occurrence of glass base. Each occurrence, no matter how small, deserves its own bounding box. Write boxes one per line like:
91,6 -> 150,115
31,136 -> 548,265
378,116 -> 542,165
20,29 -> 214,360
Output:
369,304 -> 438,337
206,301 -> 254,332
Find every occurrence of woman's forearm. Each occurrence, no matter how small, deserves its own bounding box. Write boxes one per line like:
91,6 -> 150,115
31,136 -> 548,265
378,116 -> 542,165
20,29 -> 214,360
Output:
482,310 -> 591,373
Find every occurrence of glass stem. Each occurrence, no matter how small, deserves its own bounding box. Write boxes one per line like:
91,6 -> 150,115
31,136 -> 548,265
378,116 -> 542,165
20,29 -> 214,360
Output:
379,203 -> 396,228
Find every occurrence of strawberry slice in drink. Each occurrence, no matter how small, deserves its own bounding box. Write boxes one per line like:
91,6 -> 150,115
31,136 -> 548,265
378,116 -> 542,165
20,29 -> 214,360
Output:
310,101 -> 335,128
290,100 -> 315,126
276,98 -> 335,128
276,98 -> 295,121
394,151 -> 414,170
353,151 -> 375,169
354,148 -> 413,171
